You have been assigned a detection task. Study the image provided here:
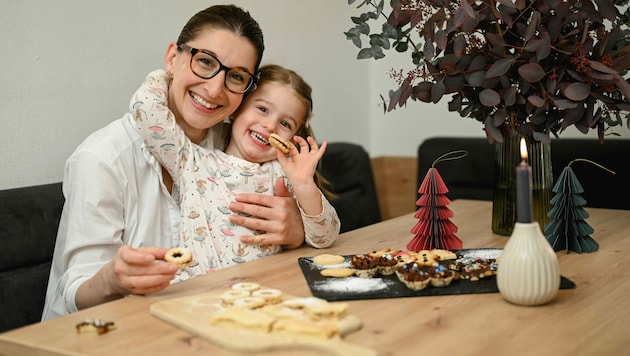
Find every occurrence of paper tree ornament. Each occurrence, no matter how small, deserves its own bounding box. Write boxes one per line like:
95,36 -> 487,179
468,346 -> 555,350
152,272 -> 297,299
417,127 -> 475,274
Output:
544,166 -> 599,253
407,168 -> 463,251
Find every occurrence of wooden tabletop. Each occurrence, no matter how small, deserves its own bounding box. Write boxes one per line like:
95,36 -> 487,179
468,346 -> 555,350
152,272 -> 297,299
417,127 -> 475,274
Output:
1,200 -> 629,356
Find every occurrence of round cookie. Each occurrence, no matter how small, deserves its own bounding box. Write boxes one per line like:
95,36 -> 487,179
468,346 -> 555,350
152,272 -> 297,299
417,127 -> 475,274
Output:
164,247 -> 192,269
221,289 -> 251,304
233,296 -> 266,309
252,288 -> 283,304
313,253 -> 346,266
231,282 -> 261,293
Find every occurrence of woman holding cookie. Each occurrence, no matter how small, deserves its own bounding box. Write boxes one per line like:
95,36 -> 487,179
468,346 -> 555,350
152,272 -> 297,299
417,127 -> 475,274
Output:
132,64 -> 340,281
43,5 -> 309,320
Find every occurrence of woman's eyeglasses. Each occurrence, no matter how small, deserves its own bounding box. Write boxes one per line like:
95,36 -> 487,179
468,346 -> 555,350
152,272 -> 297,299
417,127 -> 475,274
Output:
177,44 -> 258,94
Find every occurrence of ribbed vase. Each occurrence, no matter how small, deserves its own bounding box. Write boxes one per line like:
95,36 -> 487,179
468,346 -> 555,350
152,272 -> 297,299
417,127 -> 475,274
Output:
497,222 -> 560,306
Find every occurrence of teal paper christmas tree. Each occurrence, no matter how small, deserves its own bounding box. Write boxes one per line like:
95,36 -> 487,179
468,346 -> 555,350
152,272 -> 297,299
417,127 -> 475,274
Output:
407,168 -> 463,251
544,166 -> 599,253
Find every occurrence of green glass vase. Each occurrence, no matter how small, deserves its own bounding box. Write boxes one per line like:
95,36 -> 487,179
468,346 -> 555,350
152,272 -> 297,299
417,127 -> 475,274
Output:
491,131 -> 553,236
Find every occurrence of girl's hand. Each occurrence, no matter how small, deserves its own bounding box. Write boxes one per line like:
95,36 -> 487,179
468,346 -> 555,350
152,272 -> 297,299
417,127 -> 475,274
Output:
276,136 -> 327,189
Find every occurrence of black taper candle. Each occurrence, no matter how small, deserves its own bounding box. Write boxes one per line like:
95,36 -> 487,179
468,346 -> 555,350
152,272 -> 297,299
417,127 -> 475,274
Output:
516,138 -> 533,223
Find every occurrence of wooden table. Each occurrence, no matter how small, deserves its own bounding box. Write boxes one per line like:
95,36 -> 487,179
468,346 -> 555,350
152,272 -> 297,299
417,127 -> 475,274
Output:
1,200 -> 629,356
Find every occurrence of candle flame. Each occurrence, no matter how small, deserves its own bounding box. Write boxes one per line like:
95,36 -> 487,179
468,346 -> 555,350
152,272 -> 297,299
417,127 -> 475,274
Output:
520,138 -> 528,160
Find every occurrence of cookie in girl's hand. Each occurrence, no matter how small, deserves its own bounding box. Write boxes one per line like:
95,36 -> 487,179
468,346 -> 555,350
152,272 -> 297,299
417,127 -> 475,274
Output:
269,133 -> 290,153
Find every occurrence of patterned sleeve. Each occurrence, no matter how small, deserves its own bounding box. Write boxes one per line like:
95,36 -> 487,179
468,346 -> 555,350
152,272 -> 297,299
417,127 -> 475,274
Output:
129,69 -> 192,181
301,192 -> 341,248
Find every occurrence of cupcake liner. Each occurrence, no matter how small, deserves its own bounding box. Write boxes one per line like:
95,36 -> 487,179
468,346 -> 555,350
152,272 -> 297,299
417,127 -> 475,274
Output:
353,267 -> 378,278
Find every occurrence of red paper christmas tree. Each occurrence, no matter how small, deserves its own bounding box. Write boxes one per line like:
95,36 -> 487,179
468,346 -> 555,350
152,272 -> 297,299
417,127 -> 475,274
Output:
407,168 -> 463,251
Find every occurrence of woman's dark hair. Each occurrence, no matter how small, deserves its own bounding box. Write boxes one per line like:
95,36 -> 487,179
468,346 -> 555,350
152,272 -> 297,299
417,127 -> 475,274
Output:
176,5 -> 265,71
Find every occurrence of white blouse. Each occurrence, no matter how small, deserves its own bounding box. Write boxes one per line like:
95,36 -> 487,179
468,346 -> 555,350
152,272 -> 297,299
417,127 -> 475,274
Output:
42,114 -> 192,320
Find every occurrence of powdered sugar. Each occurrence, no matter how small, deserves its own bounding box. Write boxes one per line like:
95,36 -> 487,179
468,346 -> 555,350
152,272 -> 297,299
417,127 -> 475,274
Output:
312,277 -> 393,294
457,248 -> 502,260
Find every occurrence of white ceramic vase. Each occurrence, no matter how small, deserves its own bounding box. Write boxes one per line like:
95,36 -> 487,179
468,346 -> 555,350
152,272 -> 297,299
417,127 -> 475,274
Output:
497,222 -> 560,306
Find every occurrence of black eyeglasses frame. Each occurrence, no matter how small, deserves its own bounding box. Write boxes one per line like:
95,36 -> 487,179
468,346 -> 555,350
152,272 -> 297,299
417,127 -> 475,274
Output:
177,43 -> 258,94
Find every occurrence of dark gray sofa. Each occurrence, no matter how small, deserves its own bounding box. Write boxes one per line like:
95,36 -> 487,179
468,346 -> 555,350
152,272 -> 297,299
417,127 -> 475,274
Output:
417,138 -> 630,210
0,182 -> 63,332
318,142 -> 382,233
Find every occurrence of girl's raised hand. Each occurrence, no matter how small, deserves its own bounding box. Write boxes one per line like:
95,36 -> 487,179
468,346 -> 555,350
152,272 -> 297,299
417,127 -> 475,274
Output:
276,136 -> 327,187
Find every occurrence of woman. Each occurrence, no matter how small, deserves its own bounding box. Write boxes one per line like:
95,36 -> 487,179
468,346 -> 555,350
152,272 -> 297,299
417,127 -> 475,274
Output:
42,5 -> 305,321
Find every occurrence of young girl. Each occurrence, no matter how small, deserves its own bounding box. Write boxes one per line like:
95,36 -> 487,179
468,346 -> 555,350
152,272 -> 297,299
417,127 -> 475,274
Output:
131,64 -> 340,281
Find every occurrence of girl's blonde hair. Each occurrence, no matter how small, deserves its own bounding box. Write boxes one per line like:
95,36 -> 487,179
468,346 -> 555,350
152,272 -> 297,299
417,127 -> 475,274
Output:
223,64 -> 334,198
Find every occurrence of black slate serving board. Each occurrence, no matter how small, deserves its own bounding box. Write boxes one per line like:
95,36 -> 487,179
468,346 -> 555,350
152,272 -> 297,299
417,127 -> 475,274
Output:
298,248 -> 575,301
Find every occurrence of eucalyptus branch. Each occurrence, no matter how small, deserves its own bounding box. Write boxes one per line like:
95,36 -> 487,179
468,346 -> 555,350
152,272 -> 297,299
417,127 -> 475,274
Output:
346,0 -> 630,143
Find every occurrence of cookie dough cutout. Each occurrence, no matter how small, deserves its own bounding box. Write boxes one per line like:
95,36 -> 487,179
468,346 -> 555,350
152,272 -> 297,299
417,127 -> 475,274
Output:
269,133 -> 290,153
321,268 -> 355,278
210,307 -> 275,333
312,253 -> 346,266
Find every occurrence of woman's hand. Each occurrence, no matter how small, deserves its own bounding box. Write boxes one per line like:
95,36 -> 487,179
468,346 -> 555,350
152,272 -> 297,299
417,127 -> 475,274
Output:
76,246 -> 178,310
229,178 -> 305,249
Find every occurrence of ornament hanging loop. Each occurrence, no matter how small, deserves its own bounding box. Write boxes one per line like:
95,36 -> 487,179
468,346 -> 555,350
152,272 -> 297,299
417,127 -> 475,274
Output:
568,158 -> 616,175
432,150 -> 468,168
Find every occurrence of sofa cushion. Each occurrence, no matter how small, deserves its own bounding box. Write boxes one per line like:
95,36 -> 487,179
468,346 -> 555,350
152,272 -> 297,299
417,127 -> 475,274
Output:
549,139 -> 629,210
0,182 -> 63,332
417,137 -> 495,201
319,142 -> 381,233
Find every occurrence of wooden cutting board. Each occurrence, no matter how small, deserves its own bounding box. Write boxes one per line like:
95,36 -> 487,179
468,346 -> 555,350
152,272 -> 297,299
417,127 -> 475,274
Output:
149,289 -> 376,355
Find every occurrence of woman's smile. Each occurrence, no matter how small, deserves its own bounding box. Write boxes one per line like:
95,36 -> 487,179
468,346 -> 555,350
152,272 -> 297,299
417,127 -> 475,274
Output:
189,91 -> 218,110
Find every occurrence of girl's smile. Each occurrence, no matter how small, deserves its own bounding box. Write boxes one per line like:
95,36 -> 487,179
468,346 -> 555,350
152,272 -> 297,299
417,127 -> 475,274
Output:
226,82 -> 307,163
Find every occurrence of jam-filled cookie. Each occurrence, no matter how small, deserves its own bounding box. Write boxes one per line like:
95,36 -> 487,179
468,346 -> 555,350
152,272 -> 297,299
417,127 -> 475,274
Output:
164,247 -> 192,269
269,133 -> 291,153
252,288 -> 283,304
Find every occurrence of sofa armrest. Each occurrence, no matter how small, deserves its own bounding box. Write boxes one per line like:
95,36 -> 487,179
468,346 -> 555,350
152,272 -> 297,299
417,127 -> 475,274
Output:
0,182 -> 64,332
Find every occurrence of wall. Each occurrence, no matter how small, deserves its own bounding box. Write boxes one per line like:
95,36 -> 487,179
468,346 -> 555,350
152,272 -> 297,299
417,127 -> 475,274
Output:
0,0 -> 371,189
1,1 -> 628,189
371,156 -> 417,220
